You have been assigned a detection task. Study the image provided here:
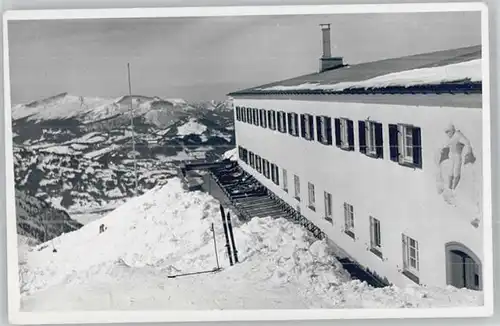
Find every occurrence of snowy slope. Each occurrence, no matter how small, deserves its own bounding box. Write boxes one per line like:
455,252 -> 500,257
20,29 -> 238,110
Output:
20,178 -> 482,311
12,93 -> 194,128
177,118 -> 208,136
12,93 -> 113,122
259,59 -> 481,92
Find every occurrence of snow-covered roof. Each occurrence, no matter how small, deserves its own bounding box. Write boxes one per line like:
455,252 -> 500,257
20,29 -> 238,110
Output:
228,45 -> 482,98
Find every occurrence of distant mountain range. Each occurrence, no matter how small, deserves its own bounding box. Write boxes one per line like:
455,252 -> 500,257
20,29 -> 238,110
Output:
12,93 -> 235,243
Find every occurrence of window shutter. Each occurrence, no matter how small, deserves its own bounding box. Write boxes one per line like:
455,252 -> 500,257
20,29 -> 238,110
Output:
334,118 -> 342,147
389,124 -> 399,162
369,217 -> 374,245
316,116 -> 322,142
347,119 -> 355,151
308,115 -> 315,140
294,114 -> 299,136
402,234 -> 407,269
412,127 -> 422,168
375,122 -> 384,159
358,121 -> 366,154
326,117 -> 333,145
300,114 -> 306,138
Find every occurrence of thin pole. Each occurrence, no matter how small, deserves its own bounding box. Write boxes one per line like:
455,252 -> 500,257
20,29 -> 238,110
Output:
211,223 -> 220,270
220,204 -> 233,266
127,63 -> 139,196
227,212 -> 239,263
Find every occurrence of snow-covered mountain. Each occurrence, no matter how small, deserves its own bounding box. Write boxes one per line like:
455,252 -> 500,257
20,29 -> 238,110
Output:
19,178 -> 482,310
12,93 -> 235,225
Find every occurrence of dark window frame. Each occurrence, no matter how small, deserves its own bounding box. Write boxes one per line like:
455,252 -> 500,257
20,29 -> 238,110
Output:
389,123 -> 422,169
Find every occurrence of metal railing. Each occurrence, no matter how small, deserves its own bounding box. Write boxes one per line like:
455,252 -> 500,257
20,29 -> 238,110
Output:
209,164 -> 326,240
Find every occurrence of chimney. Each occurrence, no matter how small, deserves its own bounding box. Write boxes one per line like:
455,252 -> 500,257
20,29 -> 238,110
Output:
319,23 -> 344,72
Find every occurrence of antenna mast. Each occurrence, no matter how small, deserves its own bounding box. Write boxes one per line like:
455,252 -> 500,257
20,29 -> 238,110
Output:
127,63 -> 139,196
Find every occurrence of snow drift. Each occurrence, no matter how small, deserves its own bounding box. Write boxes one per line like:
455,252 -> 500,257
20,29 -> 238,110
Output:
19,178 -> 483,311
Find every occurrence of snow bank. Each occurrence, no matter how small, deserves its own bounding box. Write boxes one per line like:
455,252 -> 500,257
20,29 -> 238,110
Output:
260,59 -> 481,92
177,118 -> 208,136
222,148 -> 238,161
20,178 -> 483,310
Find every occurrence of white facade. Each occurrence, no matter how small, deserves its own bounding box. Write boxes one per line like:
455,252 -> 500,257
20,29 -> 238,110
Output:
232,96 -> 483,290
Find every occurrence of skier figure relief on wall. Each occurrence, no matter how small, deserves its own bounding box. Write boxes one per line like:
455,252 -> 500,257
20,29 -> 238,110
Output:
435,123 -> 476,208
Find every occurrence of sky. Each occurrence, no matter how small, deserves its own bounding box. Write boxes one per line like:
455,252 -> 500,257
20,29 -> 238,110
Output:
8,11 -> 481,105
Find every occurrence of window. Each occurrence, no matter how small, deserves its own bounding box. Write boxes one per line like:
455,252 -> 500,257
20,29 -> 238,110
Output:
308,182 -> 316,211
247,107 -> 252,124
249,152 -> 255,168
259,109 -> 267,128
262,159 -> 270,178
237,146 -> 243,160
335,118 -> 354,150
241,107 -> 247,123
235,106 -> 241,121
389,124 -> 422,168
324,191 -> 333,222
402,234 -> 420,283
240,148 -> 248,164
282,169 -> 288,192
316,116 -> 333,145
277,111 -> 287,133
294,175 -> 300,200
252,108 -> 259,126
359,120 -> 383,158
369,217 -> 382,258
255,155 -> 262,173
274,165 -> 280,185
343,202 -> 354,238
301,114 -> 315,140
270,164 -> 280,185
287,113 -> 299,136
268,110 -> 277,130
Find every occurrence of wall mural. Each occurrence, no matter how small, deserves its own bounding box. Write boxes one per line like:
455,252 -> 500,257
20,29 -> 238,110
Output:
435,123 -> 479,226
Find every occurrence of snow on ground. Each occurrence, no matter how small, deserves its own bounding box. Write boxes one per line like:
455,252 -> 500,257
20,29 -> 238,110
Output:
259,59 -> 481,92
19,178 -> 482,311
83,144 -> 121,160
222,148 -> 238,161
177,118 -> 208,136
38,145 -> 78,155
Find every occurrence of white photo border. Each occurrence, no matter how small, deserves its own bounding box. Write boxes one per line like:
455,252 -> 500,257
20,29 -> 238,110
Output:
3,2 -> 493,324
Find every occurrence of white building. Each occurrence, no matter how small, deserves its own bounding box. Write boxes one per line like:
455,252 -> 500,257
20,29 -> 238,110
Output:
228,25 -> 483,290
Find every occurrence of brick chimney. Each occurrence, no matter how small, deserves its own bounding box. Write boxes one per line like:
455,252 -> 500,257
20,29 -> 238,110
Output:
319,23 -> 344,72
